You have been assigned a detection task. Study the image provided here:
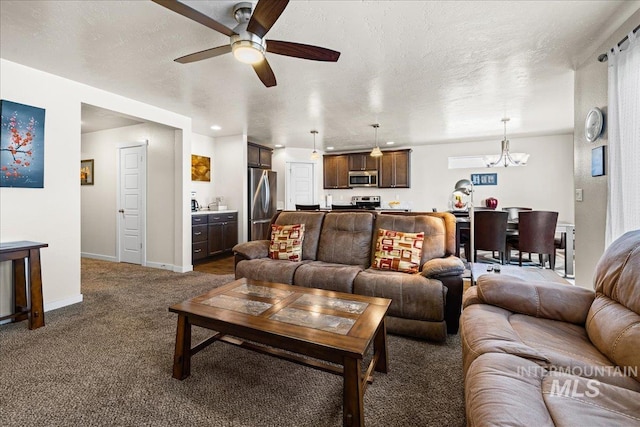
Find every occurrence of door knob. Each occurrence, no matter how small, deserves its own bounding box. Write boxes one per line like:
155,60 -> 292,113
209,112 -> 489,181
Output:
118,209 -> 125,213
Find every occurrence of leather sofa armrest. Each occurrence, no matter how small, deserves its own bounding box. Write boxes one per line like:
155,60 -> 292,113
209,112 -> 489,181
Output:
472,274 -> 595,325
420,256 -> 465,278
232,240 -> 270,260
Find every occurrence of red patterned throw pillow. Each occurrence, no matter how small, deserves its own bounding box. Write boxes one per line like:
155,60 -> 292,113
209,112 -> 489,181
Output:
269,224 -> 305,262
372,228 -> 424,273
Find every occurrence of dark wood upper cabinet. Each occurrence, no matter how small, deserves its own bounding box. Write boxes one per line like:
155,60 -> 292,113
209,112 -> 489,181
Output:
378,149 -> 411,188
348,153 -> 378,171
323,155 -> 350,189
248,143 -> 272,169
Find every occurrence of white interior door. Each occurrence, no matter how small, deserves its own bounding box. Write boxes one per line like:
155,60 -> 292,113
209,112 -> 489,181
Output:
118,145 -> 146,264
286,162 -> 315,209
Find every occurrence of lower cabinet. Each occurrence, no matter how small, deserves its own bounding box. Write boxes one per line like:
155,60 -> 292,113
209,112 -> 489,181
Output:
192,212 -> 238,262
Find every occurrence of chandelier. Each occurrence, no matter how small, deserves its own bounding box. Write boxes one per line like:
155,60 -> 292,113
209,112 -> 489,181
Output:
310,130 -> 320,160
484,118 -> 530,167
370,124 -> 383,157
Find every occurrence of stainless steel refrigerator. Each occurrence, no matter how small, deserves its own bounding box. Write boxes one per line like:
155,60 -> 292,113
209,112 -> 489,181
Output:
248,168 -> 277,241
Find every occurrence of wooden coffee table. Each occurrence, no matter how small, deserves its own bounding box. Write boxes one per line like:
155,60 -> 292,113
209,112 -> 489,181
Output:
169,278 -> 392,427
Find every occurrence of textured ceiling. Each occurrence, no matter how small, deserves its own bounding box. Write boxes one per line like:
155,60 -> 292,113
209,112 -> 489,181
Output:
1,1 -> 638,151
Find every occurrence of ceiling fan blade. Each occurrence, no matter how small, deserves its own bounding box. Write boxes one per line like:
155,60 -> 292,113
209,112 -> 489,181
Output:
174,45 -> 232,63
152,0 -> 237,37
266,40 -> 340,62
252,59 -> 277,88
246,0 -> 289,39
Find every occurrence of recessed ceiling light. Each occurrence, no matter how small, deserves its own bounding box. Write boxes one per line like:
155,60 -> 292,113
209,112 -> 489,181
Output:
274,144 -> 283,148
210,125 -> 222,130
326,146 -> 334,150
386,141 -> 395,145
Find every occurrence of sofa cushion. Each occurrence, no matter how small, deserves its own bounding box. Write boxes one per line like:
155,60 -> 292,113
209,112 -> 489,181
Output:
354,268 -> 445,322
466,353 -> 640,427
274,211 -> 325,261
588,230 -> 640,382
373,214 -> 446,266
269,223 -> 304,261
235,258 -> 306,285
316,212 -> 374,268
372,228 -> 423,273
293,261 -> 363,293
460,303 -> 640,391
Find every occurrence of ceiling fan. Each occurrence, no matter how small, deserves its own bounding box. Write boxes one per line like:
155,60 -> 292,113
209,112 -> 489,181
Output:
152,0 -> 341,87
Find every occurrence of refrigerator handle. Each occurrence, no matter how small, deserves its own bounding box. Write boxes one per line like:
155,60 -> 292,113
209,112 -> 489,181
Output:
263,172 -> 271,214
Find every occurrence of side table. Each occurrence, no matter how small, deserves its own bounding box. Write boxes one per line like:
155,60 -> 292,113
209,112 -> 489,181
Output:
0,241 -> 48,329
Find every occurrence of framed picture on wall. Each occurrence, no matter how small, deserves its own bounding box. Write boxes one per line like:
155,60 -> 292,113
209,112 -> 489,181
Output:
0,99 -> 46,188
81,159 -> 94,185
191,154 -> 211,182
591,146 -> 605,177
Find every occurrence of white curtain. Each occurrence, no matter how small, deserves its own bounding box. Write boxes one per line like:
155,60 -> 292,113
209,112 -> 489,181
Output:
605,30 -> 640,247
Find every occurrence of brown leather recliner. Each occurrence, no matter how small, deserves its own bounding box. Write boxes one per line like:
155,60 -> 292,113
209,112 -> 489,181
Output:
461,230 -> 640,426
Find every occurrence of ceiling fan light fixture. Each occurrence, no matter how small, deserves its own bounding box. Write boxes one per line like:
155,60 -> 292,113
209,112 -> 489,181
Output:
232,40 -> 265,64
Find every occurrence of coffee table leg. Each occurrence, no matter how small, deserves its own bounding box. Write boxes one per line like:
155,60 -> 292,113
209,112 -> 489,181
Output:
343,357 -> 364,427
373,318 -> 388,373
173,314 -> 191,380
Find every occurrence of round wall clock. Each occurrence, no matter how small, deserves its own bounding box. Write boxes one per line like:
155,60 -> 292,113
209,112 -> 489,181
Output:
585,107 -> 604,143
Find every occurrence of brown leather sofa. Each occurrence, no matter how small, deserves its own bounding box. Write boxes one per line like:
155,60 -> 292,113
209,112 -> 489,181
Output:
233,210 -> 465,341
461,230 -> 640,425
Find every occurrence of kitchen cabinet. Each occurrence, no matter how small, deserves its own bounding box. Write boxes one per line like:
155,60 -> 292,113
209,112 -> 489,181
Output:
207,212 -> 238,256
191,212 -> 238,262
348,153 -> 378,171
379,149 -> 411,188
248,143 -> 272,169
323,155 -> 350,189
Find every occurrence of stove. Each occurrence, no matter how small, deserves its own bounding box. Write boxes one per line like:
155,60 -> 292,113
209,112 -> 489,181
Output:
351,196 -> 381,210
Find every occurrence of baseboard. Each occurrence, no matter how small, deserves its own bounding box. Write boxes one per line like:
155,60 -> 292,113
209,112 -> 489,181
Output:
173,264 -> 193,273
45,294 -> 83,312
81,254 -> 192,273
81,252 -> 117,262
145,261 -> 176,271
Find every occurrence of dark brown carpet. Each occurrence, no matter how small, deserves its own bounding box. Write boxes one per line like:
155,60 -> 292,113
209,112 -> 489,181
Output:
0,258 -> 465,426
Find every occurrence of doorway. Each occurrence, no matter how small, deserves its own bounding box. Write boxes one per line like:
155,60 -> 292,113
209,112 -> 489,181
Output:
117,144 -> 147,265
286,162 -> 315,210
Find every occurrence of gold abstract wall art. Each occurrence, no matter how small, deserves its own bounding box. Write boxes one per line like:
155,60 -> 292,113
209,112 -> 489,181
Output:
191,154 -> 211,182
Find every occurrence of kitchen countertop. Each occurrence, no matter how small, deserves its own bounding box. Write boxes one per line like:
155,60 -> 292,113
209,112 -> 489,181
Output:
192,209 -> 237,215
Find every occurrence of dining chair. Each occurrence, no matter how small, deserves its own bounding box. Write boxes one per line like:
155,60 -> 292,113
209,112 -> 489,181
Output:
463,210 -> 509,264
507,210 -> 559,269
295,204 -> 321,211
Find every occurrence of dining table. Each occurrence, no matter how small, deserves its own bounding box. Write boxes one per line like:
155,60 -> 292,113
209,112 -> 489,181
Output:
455,217 -> 575,278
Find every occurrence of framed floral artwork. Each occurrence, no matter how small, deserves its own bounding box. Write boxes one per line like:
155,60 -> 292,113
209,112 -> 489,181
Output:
0,99 -> 46,188
81,159 -> 94,185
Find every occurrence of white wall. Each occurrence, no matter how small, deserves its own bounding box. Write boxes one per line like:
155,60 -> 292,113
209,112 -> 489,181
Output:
0,59 -> 192,314
573,10 -> 640,288
191,133 -> 217,208
271,133 -> 575,222
81,122 -> 180,269
213,134 -> 247,242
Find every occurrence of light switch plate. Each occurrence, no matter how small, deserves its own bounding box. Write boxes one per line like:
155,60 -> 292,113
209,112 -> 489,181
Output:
575,189 -> 583,202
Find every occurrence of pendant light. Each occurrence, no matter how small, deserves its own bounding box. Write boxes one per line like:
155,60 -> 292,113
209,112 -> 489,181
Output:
310,130 -> 320,160
485,118 -> 530,167
370,124 -> 383,157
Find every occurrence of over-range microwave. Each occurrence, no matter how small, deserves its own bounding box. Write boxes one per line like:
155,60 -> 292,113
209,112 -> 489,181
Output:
348,170 -> 378,187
